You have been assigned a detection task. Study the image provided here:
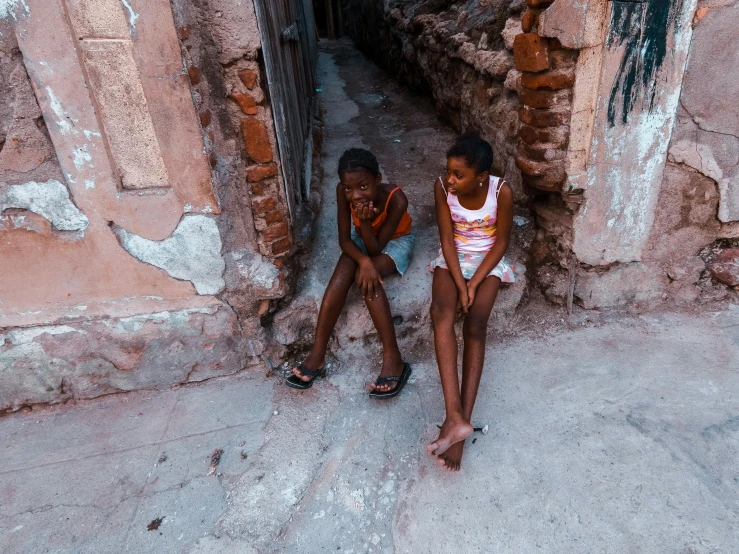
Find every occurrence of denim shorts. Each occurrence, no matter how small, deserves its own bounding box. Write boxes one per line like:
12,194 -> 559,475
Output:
351,228 -> 415,276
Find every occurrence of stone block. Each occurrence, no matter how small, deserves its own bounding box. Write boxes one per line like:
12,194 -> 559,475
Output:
242,117 -> 273,163
231,92 -> 258,115
247,163 -> 279,182
538,0 -> 608,49
501,17 -> 521,51
513,33 -> 550,72
521,69 -> 575,90
473,50 -> 514,78
708,249 -> 739,287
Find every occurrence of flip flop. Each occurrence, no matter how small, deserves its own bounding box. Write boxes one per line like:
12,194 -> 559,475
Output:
285,362 -> 325,390
369,362 -> 412,399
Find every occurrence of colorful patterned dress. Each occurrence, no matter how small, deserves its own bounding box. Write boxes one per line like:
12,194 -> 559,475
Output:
430,175 -> 516,282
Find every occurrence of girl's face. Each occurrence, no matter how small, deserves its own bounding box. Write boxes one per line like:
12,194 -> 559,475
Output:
340,168 -> 382,208
445,156 -> 488,196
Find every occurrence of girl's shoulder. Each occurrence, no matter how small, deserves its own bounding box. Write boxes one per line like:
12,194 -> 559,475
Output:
382,183 -> 408,205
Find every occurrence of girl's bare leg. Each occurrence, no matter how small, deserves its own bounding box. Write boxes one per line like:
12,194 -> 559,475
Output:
427,268 -> 474,459
293,254 -> 356,381
439,275 -> 501,471
361,254 -> 404,393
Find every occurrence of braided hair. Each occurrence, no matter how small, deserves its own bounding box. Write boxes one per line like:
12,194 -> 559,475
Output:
338,148 -> 380,177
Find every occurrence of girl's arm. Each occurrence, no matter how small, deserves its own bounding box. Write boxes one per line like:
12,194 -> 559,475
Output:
434,177 -> 470,308
467,182 -> 514,303
357,188 -> 408,256
336,184 -> 383,300
337,184 -> 370,264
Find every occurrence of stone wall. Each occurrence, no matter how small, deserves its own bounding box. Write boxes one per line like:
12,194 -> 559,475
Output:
343,0 -> 526,200
0,0 -> 308,411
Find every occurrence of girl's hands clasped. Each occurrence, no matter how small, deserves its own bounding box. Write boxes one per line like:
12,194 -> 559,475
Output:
354,201 -> 378,221
356,257 -> 383,301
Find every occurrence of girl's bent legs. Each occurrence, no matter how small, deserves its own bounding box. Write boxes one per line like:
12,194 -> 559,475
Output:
294,254 -> 356,381
460,275 -> 501,422
427,268 -> 473,458
361,254 -> 404,392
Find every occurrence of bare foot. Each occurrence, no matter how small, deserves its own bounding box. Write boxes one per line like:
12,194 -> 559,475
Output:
438,441 -> 464,471
369,353 -> 404,393
427,417 -> 473,457
292,352 -> 325,382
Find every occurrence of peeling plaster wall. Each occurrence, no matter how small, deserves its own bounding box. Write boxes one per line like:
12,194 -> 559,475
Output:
0,0 -> 303,409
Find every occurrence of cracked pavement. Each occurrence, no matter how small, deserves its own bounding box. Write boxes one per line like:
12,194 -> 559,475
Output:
2,308 -> 739,553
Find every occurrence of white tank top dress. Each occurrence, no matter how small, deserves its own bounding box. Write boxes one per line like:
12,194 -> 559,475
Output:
429,175 -> 516,283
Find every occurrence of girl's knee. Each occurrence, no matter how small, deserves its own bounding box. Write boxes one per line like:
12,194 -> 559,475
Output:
430,301 -> 454,327
463,313 -> 488,341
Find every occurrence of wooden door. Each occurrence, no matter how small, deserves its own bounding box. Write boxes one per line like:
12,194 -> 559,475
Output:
253,0 -> 318,217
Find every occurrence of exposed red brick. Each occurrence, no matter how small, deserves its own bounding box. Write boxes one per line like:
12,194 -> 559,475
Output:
252,197 -> 276,215
549,38 -> 563,51
521,10 -> 538,33
250,180 -> 267,196
231,92 -> 258,115
177,26 -> 191,40
522,171 -> 566,192
238,69 -> 258,90
262,222 -> 289,242
199,110 -> 212,127
208,130 -> 216,142
209,153 -> 217,167
519,88 -> 570,109
188,67 -> 201,85
519,125 -> 539,145
526,0 -> 553,6
520,70 -> 575,90
242,117 -> 273,164
519,106 -> 570,127
247,163 -> 278,182
513,33 -> 550,73
270,237 -> 292,256
264,210 -> 284,225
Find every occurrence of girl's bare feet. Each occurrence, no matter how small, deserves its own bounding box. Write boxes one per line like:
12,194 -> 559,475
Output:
438,441 -> 464,471
427,416 -> 473,457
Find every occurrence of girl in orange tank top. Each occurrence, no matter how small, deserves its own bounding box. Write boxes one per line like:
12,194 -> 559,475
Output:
286,148 -> 415,400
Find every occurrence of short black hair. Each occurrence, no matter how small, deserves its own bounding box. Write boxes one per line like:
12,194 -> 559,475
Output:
338,148 -> 380,177
447,131 -> 493,174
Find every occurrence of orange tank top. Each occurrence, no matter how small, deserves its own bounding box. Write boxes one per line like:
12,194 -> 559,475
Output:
351,186 -> 412,240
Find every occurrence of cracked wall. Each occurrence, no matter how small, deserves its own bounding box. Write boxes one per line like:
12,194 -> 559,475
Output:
0,0 -> 307,410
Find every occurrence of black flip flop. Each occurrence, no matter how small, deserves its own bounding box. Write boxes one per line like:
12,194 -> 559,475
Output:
369,362 -> 412,399
285,362 -> 325,390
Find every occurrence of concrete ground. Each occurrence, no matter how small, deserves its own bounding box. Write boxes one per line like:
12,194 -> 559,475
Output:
2,308 -> 739,553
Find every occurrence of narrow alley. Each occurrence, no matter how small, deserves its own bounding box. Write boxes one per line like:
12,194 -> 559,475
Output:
2,41 -> 739,554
